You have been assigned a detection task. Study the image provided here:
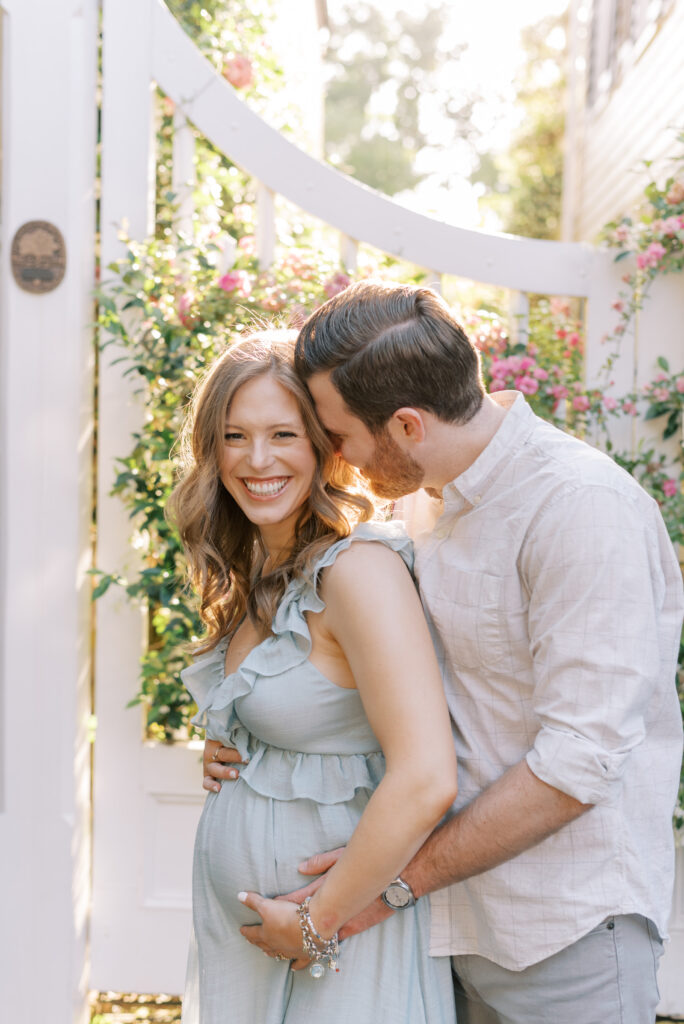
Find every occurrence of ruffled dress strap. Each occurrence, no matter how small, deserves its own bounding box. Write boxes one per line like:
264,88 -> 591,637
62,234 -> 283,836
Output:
181,520 -> 413,803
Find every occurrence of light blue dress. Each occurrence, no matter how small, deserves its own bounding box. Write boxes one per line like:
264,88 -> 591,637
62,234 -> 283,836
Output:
181,521 -> 456,1024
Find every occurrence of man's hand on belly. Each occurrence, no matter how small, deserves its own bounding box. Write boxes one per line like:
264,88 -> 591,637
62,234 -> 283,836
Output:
203,739 -> 248,792
275,846 -> 394,942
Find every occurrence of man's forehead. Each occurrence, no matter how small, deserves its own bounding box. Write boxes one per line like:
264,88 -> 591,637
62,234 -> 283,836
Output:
307,371 -> 350,420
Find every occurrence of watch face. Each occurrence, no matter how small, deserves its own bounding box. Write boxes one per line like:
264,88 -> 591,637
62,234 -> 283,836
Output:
386,883 -> 412,908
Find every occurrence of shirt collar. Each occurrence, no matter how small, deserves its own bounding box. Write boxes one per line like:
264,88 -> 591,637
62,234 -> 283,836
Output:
442,392 -> 536,509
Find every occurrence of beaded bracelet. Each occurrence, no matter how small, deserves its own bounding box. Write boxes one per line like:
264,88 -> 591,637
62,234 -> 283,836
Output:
296,897 -> 340,978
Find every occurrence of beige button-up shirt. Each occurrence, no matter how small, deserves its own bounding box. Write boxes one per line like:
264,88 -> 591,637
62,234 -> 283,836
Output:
414,392 -> 684,970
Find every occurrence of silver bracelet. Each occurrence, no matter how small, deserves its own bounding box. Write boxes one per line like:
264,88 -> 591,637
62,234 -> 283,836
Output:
296,897 -> 339,978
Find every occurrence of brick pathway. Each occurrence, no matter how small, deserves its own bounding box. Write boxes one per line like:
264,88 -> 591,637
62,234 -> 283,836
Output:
90,993 -> 682,1023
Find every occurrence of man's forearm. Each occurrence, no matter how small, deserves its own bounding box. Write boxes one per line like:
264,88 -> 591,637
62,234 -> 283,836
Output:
402,759 -> 592,899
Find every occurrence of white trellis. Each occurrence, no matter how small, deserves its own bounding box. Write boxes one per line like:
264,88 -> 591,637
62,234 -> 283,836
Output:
1,0 -> 683,1021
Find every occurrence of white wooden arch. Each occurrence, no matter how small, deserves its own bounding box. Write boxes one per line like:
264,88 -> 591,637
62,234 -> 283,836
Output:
153,0 -> 596,295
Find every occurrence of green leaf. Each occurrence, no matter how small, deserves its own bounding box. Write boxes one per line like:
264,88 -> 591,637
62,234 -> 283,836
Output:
664,411 -> 681,440
91,574 -> 118,600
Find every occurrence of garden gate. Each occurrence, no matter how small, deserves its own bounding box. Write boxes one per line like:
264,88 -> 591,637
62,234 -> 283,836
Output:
2,1 -> 682,1021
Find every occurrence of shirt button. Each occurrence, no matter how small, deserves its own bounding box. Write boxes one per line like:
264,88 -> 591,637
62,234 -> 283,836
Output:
472,495 -> 482,504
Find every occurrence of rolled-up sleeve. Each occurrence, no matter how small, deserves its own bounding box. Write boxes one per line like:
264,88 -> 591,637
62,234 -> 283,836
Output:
522,483 -> 669,806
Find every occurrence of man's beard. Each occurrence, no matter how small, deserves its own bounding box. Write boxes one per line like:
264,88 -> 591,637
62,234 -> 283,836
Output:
362,429 -> 424,500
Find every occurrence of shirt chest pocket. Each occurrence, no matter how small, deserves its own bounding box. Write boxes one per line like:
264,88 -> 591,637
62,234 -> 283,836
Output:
421,570 -> 506,671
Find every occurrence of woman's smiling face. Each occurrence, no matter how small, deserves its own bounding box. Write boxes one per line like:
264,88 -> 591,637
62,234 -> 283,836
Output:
220,373 -> 317,546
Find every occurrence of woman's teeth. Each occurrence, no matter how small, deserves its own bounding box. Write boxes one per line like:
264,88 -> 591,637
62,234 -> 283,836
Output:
243,478 -> 289,496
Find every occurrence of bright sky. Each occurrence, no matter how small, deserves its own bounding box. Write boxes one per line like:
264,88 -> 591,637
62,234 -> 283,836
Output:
326,0 -> 570,228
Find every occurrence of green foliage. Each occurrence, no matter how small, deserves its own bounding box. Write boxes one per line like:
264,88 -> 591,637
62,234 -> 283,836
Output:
324,3 -> 477,195
473,14 -> 566,238
95,232 -> 406,739
93,5 -> 684,832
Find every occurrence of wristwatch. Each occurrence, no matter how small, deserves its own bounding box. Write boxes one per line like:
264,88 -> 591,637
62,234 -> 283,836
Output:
381,876 -> 416,910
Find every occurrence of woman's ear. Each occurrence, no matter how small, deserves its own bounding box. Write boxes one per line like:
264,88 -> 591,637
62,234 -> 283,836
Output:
387,408 -> 427,446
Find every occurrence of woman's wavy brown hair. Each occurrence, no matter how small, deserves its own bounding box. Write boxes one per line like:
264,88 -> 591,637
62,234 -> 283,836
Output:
167,329 -> 375,654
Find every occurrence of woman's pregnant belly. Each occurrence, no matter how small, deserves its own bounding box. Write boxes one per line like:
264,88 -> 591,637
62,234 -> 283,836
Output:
192,773 -> 372,930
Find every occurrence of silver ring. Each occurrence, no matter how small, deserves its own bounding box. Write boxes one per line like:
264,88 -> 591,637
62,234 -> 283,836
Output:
211,746 -> 223,763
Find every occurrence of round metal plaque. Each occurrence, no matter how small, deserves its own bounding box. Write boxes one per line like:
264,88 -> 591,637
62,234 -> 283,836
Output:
10,220 -> 67,294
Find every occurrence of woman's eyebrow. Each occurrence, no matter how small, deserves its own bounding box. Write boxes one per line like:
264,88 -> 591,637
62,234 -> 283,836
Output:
224,419 -> 302,430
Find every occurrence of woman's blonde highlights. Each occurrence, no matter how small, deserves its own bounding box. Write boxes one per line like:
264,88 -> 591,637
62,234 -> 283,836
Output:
168,330 -> 375,654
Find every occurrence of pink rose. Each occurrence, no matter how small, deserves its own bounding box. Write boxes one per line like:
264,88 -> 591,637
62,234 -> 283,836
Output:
550,384 -> 569,400
665,181 -> 684,205
652,387 -> 670,402
663,479 -> 679,497
238,235 -> 256,256
612,300 -> 624,312
177,291 -> 197,328
622,400 -> 638,416
178,291 -> 193,315
218,269 -> 252,297
675,377 -> 684,393
556,327 -> 567,339
223,54 -> 254,90
661,216 -> 681,237
614,224 -> 630,242
323,272 -> 351,299
517,376 -> 539,395
637,241 -> 667,269
550,298 -> 570,316
568,332 -> 580,347
572,395 -> 590,412
533,366 -> 549,381
603,396 -> 618,410
489,378 -> 506,392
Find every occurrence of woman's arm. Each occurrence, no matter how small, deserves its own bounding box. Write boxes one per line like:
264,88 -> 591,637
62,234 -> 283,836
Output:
239,541 -> 457,956
305,541 -> 457,936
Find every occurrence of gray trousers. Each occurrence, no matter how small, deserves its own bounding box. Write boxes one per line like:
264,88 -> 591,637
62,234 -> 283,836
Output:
452,914 -> 664,1024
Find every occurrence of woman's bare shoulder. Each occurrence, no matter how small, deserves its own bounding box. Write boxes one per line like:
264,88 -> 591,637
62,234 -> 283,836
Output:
320,537 -> 413,602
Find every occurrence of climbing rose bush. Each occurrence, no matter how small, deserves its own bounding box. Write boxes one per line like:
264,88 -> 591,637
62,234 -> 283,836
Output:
95,133 -> 684,837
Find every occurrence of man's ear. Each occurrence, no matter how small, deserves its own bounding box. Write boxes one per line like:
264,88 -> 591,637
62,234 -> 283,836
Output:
387,408 -> 427,445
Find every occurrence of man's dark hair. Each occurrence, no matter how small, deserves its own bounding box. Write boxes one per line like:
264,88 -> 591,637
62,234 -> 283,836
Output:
294,280 -> 485,432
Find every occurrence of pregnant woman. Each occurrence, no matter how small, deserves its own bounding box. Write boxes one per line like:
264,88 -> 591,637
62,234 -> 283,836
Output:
170,330 -> 457,1023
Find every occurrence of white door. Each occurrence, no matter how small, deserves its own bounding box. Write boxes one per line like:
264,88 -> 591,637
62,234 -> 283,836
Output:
91,0 -> 204,994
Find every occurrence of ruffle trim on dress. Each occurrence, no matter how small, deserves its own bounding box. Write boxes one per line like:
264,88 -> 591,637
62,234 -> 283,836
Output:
239,741 -> 386,803
181,521 -> 412,792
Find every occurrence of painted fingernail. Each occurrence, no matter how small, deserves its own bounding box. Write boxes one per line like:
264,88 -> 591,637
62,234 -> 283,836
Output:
212,784 -> 220,792
237,891 -> 248,903
229,769 -> 238,779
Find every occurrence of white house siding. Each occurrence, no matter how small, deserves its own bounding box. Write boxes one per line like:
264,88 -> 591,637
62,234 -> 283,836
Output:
566,0 -> 684,241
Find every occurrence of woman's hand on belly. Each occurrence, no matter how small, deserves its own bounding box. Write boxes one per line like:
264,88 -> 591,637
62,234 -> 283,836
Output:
238,890 -> 310,969
276,845 -> 392,942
